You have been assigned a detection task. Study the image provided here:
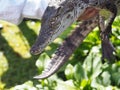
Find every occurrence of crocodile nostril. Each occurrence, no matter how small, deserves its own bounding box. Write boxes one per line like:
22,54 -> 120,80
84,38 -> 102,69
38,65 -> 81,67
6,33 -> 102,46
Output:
30,46 -> 39,55
30,45 -> 44,55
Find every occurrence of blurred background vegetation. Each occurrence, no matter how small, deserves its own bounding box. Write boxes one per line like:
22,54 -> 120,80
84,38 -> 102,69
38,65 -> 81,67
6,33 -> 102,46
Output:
0,16 -> 120,90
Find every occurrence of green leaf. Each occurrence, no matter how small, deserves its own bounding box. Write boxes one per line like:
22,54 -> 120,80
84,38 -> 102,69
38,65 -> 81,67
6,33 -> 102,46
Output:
56,80 -> 77,90
83,46 -> 102,79
101,71 -> 111,86
80,79 -> 92,90
65,64 -> 74,79
74,63 -> 87,82
111,72 -> 120,86
13,81 -> 37,90
35,53 -> 50,73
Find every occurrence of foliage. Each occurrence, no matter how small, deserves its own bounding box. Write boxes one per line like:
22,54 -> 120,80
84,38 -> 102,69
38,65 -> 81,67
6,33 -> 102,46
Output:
0,16 -> 120,90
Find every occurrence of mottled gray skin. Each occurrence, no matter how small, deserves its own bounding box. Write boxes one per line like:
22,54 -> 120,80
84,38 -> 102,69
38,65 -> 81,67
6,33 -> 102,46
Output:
31,0 -> 120,79
34,16 -> 99,79
30,0 -> 119,55
30,0 -> 89,55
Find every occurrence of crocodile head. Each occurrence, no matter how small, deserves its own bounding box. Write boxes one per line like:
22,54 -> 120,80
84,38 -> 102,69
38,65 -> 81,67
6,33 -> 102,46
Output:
30,0 -> 90,55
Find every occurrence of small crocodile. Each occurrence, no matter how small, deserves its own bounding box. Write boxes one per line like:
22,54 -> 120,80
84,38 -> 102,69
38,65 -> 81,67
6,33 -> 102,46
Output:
31,0 -> 119,79
30,0 -> 99,55
30,0 -> 119,55
34,16 -> 99,79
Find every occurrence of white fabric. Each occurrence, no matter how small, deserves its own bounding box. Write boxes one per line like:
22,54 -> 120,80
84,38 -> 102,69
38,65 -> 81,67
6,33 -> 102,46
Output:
0,0 -> 50,25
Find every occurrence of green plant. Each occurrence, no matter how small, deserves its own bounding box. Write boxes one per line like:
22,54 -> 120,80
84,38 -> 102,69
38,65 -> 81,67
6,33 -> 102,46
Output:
0,16 -> 120,90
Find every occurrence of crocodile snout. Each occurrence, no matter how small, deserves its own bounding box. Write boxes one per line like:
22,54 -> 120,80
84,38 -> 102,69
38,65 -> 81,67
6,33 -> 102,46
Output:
30,46 -> 42,55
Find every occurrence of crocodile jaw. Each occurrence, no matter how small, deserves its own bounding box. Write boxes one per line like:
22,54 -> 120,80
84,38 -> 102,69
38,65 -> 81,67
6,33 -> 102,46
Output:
30,0 -> 89,55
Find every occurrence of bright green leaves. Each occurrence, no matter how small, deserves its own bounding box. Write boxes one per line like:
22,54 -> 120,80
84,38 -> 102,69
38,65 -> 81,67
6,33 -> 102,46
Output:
65,64 -> 74,79
55,80 -> 77,90
36,53 -> 50,73
0,15 -> 120,90
83,46 -> 102,79
74,63 -> 87,82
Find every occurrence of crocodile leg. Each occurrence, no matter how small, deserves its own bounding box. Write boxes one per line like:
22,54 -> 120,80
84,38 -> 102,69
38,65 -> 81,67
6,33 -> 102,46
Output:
89,0 -> 117,33
98,16 -> 116,62
90,0 -> 117,61
99,1 -> 117,62
101,1 -> 117,35
34,16 -> 98,79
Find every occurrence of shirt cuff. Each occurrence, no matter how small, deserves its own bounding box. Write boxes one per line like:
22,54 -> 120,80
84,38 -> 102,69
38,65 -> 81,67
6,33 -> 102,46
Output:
0,0 -> 26,25
22,0 -> 50,20
0,0 -> 50,25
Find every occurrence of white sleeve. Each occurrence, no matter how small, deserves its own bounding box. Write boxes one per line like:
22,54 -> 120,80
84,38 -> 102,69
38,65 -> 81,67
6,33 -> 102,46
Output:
0,0 -> 26,24
0,0 -> 50,25
22,0 -> 50,20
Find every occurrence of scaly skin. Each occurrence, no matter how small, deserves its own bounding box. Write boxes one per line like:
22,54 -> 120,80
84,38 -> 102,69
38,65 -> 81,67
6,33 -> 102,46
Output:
98,16 -> 116,62
34,16 -> 99,79
30,0 -> 98,55
30,0 -> 119,55
31,0 -> 120,79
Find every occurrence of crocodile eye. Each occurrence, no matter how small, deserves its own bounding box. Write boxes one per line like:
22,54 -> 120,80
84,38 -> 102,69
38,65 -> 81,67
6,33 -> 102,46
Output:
50,16 -> 58,24
49,16 -> 59,28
